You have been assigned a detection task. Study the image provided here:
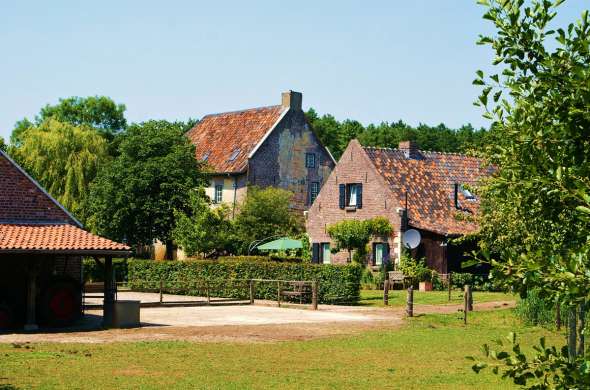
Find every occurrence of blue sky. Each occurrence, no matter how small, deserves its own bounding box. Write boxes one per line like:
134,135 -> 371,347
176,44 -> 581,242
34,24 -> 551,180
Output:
1,1 -> 587,141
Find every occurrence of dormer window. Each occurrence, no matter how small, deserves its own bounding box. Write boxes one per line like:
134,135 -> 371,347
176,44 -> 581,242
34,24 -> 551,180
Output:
228,148 -> 240,162
460,185 -> 476,201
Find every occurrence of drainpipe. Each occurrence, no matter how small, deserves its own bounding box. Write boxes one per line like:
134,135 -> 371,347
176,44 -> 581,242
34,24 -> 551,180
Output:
232,176 -> 238,219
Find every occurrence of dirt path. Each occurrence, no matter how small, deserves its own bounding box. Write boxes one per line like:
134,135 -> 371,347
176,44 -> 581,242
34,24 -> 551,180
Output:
0,300 -> 515,344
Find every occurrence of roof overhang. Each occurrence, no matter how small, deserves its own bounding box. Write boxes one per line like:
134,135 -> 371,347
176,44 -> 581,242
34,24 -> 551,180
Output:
0,249 -> 131,257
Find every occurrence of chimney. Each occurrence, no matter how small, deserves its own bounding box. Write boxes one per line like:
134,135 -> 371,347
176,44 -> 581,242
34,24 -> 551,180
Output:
453,183 -> 460,209
399,140 -> 420,159
281,90 -> 302,110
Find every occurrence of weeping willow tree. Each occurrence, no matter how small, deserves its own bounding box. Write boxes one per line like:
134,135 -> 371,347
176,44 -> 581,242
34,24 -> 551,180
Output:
14,119 -> 109,221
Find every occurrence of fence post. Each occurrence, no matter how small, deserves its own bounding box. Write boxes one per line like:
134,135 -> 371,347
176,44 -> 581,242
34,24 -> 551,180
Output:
159,279 -> 163,304
249,280 -> 254,304
448,272 -> 452,302
465,284 -> 473,312
206,281 -> 211,305
277,281 -> 281,307
312,281 -> 318,310
464,289 -> 468,325
556,303 -> 561,331
406,286 -> 413,317
383,279 -> 389,306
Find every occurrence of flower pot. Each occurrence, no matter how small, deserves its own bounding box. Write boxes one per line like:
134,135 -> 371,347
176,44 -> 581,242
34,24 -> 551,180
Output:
419,281 -> 433,292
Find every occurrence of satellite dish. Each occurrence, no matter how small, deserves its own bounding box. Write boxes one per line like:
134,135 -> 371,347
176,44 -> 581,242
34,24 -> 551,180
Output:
402,229 -> 421,249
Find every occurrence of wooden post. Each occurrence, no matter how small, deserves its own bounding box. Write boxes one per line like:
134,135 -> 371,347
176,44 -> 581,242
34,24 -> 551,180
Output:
556,303 -> 561,331
206,281 -> 211,305
249,280 -> 254,304
463,286 -> 468,325
103,256 -> 114,328
465,285 -> 473,312
568,307 -> 577,362
312,281 -> 318,310
159,279 -> 163,304
24,260 -> 39,331
383,279 -> 389,306
277,281 -> 281,307
448,272 -> 452,302
406,286 -> 413,317
578,301 -> 585,357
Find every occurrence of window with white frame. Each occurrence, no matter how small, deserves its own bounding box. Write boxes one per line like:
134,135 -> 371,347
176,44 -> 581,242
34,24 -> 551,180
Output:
214,184 -> 223,203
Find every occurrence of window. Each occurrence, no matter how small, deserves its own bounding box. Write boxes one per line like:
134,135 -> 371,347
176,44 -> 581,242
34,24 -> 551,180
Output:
374,243 -> 385,266
312,243 -> 331,264
228,148 -> 240,162
348,184 -> 358,206
339,183 -> 363,209
214,184 -> 223,203
305,153 -> 316,168
309,181 -> 320,205
321,243 -> 331,264
202,151 -> 210,162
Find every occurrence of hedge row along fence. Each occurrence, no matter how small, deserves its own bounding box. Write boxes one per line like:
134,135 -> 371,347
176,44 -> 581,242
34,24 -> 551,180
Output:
127,258 -> 362,305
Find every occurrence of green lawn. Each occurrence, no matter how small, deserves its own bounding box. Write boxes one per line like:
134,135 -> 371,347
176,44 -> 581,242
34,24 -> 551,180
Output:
359,289 -> 516,307
0,309 -> 560,390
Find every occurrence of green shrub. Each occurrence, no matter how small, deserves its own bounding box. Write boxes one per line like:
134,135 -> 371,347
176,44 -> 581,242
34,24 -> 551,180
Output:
515,289 -> 565,327
83,258 -> 128,282
127,258 -> 362,304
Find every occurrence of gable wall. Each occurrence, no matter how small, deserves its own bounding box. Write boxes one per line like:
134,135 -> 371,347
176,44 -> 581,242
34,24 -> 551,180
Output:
0,153 -> 75,224
306,141 -> 403,264
247,109 -> 334,211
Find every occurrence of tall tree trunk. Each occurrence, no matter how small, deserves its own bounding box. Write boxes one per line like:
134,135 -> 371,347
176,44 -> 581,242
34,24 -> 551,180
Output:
568,306 -> 577,362
578,300 -> 585,357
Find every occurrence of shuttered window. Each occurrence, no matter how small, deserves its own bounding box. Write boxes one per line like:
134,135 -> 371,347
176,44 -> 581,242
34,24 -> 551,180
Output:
340,183 -> 363,209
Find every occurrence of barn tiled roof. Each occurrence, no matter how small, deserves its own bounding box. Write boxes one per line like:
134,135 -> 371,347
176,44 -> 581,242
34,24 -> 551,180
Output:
364,146 -> 493,235
186,105 -> 286,174
0,150 -> 130,254
0,224 -> 130,253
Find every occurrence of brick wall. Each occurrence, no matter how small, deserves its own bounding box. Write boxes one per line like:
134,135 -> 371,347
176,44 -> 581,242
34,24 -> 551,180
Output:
306,140 -> 403,264
248,109 -> 335,211
0,153 -> 74,224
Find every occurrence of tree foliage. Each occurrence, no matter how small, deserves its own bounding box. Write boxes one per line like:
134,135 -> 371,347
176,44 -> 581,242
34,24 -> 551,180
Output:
86,120 -> 204,253
305,108 -> 490,160
12,119 -> 109,220
471,0 -> 590,386
327,218 -> 393,262
11,96 -> 127,146
172,191 -> 235,258
233,186 -> 304,254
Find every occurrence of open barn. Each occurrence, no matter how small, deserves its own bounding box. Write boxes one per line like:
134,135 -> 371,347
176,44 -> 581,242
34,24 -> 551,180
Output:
0,149 -> 129,330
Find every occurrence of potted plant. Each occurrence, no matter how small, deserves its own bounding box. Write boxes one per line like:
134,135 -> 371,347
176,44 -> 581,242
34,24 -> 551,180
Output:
418,269 -> 434,292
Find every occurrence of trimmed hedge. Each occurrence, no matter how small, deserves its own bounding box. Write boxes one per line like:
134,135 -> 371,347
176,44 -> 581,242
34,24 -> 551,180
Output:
83,258 -> 128,283
127,258 -> 362,304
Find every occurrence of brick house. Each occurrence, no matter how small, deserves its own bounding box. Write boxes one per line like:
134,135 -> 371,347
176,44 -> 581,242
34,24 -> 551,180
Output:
306,139 -> 493,273
0,149 -> 129,329
186,90 -> 335,215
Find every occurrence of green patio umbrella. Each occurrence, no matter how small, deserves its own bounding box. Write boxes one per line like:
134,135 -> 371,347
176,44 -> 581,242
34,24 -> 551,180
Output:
256,237 -> 303,251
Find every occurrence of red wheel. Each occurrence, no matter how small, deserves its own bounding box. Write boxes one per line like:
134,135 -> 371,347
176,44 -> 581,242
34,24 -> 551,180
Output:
40,281 -> 81,327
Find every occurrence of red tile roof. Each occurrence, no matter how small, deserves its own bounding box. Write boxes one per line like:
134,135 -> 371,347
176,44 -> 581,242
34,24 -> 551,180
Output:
0,150 -> 130,254
0,224 -> 130,253
364,146 -> 493,235
186,105 -> 286,173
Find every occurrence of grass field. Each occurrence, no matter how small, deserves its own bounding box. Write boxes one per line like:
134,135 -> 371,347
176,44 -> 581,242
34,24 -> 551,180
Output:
359,289 -> 516,307
0,309 -> 560,390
